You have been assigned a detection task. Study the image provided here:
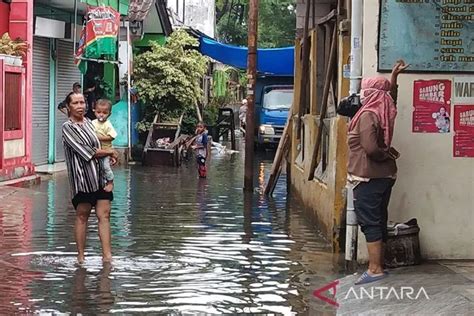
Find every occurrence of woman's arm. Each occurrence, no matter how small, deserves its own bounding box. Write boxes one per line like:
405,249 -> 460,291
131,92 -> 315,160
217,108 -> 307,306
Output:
358,113 -> 392,162
94,148 -> 118,159
390,60 -> 410,103
63,123 -> 117,162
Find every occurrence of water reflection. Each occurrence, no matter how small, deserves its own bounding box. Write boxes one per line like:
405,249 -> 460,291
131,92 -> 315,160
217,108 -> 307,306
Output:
0,152 -> 341,314
71,263 -> 114,314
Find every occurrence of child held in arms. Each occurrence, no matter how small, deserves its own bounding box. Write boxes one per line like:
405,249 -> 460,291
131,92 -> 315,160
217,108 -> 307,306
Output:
93,99 -> 117,192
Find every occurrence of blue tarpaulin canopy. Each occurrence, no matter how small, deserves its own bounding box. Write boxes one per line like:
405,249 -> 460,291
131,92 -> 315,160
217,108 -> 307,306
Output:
199,37 -> 294,76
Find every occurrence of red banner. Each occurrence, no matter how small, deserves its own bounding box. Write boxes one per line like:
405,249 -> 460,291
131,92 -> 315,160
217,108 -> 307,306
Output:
86,6 -> 120,40
412,80 -> 452,133
453,105 -> 474,157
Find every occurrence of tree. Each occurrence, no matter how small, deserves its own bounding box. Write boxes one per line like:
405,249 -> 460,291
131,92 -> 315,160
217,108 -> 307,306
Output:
216,0 -> 296,48
134,30 -> 209,132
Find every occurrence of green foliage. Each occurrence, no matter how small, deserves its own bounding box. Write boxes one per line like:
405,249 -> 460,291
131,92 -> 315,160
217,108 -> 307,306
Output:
181,106 -> 199,135
211,67 -> 246,107
216,0 -> 296,48
134,30 -> 209,133
182,105 -> 220,135
203,104 -> 219,127
213,69 -> 230,97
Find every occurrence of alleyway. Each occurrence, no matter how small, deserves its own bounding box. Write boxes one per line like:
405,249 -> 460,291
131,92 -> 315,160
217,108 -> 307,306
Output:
0,151 -> 341,314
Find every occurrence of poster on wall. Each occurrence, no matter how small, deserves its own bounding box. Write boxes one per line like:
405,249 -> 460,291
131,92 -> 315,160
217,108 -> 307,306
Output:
453,77 -> 474,157
453,105 -> 474,157
378,1 -> 474,72
412,80 -> 451,133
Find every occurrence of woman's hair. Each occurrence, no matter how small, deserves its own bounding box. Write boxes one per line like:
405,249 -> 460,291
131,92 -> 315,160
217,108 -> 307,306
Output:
197,121 -> 206,127
65,92 -> 83,106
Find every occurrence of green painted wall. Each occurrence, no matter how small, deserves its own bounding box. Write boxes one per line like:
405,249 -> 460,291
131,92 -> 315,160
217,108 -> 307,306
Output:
103,63 -> 116,100
109,100 -> 129,148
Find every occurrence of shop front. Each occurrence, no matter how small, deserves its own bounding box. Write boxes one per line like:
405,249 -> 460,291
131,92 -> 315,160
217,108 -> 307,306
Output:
0,1 -> 35,183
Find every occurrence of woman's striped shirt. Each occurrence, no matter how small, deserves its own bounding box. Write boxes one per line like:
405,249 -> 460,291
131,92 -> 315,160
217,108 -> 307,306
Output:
62,118 -> 105,197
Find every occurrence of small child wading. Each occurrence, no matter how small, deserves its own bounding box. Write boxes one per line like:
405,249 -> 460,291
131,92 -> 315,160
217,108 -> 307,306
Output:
193,122 -> 208,178
92,99 -> 117,192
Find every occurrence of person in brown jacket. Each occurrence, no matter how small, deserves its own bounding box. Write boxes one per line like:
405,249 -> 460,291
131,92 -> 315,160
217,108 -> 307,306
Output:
349,61 -> 409,285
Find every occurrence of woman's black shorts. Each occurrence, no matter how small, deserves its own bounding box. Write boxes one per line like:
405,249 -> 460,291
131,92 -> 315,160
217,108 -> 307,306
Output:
72,190 -> 114,209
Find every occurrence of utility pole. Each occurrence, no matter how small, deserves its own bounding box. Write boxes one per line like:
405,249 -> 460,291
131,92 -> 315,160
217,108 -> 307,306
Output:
244,0 -> 259,191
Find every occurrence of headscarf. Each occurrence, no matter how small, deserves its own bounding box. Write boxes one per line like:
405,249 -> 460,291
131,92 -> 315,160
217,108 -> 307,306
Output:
349,76 -> 397,147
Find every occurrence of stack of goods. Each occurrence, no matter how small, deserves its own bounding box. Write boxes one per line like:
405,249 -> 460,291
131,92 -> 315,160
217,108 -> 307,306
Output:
154,137 -> 171,149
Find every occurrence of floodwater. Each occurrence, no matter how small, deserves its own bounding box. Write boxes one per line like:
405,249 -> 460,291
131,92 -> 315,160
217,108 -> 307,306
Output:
0,149 -> 342,315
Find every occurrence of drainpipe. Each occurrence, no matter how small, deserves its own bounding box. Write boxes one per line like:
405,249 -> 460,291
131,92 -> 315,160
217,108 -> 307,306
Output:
345,0 -> 363,262
73,0 -> 77,56
349,0 -> 363,94
345,184 -> 358,261
127,21 -> 132,159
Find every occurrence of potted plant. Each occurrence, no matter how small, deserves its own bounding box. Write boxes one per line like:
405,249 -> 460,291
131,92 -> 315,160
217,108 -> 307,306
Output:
0,33 -> 28,66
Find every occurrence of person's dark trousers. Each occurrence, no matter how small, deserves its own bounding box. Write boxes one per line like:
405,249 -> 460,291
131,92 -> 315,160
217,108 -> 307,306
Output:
353,178 -> 396,243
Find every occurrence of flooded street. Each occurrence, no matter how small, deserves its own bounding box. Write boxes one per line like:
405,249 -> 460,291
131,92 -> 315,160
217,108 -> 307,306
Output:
0,150 -> 342,315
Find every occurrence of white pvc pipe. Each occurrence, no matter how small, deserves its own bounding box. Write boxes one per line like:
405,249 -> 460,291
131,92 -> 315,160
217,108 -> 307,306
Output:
345,184 -> 358,261
127,21 -> 132,157
349,0 -> 363,94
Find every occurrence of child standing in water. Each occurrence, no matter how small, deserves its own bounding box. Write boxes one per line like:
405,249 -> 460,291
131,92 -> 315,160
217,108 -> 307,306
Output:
192,122 -> 208,178
93,99 -> 117,192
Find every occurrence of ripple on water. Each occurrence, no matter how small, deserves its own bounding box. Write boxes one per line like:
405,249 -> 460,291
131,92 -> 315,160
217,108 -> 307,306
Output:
0,152 -> 340,315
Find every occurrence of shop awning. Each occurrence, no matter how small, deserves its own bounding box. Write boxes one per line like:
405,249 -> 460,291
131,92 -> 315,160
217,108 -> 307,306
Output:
199,37 -> 294,76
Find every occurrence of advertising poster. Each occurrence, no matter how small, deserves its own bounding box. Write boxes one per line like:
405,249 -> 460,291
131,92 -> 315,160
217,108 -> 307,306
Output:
453,77 -> 474,158
379,1 -> 474,72
412,80 -> 451,133
453,105 -> 474,157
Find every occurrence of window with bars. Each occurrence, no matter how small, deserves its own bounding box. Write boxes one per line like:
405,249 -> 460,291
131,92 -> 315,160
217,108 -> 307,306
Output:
4,72 -> 22,131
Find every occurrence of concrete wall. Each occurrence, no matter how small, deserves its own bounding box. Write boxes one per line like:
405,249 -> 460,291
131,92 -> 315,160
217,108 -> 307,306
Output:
361,2 -> 474,259
289,1 -> 350,252
289,115 -> 348,251
0,2 -> 8,35
4,139 -> 25,159
295,0 -> 335,38
168,0 -> 215,38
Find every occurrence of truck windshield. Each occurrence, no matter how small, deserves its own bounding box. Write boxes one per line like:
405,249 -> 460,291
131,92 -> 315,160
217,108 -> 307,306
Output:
263,89 -> 294,110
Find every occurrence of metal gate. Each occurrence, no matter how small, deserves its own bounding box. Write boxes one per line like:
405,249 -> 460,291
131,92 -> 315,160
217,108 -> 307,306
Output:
32,37 -> 50,165
55,40 -> 81,162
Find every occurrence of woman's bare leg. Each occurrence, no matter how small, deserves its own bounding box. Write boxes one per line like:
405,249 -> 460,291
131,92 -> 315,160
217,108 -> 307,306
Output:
75,203 -> 92,264
96,200 -> 112,262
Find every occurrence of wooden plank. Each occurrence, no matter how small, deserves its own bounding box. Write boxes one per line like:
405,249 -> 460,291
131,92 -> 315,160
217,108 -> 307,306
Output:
292,40 -> 302,117
308,25 -> 337,181
316,9 -> 336,25
264,118 -> 290,196
296,0 -> 313,139
310,29 -> 318,115
338,27 -> 351,100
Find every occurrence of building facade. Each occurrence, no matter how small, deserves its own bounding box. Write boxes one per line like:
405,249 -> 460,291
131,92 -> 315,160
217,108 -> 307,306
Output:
359,1 -> 473,259
290,0 -> 473,259
167,0 -> 215,38
0,0 -> 35,183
